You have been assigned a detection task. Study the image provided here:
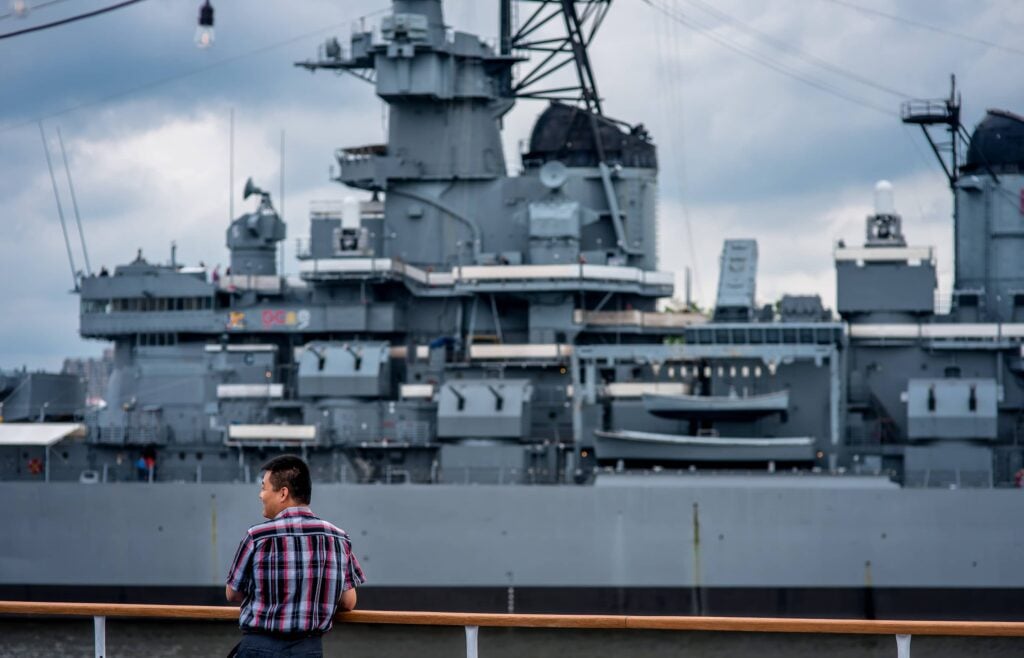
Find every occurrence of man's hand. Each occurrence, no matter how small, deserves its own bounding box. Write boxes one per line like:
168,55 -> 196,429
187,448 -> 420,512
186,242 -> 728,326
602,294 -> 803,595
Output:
225,585 -> 244,604
337,587 -> 357,613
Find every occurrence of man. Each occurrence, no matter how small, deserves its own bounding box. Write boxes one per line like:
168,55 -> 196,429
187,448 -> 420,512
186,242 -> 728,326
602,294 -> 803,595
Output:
226,455 -> 365,657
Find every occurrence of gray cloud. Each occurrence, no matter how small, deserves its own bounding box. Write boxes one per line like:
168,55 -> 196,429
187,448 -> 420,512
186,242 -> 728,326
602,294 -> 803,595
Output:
2,0 -> 1023,368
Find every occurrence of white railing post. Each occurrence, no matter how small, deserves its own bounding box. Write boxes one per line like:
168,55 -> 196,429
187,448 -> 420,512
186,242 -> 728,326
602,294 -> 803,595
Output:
94,615 -> 106,658
465,625 -> 479,658
896,633 -> 911,658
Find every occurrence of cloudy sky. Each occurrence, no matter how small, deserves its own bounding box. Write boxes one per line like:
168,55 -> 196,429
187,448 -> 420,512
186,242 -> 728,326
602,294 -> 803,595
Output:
2,0 -> 1022,370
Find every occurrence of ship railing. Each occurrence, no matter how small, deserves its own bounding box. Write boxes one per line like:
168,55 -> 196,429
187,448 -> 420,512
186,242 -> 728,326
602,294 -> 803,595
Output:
295,237 -> 312,259
217,274 -> 281,294
934,287 -> 952,315
438,465 -> 527,485
94,424 -> 167,445
1,602 -> 1022,658
904,467 -> 994,489
900,99 -> 955,124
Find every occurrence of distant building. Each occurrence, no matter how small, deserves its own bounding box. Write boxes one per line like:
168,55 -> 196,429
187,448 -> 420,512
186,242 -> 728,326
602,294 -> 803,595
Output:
62,348 -> 113,403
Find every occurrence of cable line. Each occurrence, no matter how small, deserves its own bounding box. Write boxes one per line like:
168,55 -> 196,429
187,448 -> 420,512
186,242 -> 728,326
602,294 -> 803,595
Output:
0,6 -> 390,136
0,0 -> 76,22
0,0 -> 147,40
680,0 -> 916,99
652,0 -> 703,303
640,0 -> 897,118
822,0 -> 1024,57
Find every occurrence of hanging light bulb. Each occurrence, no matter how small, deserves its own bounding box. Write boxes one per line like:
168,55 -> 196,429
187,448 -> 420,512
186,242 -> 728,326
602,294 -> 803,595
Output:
10,0 -> 29,18
194,0 -> 214,49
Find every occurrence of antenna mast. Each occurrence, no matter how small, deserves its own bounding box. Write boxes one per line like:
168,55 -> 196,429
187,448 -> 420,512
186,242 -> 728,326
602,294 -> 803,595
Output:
503,0 -> 612,114
503,1 -> 641,254
39,123 -> 80,291
56,126 -> 92,276
900,75 -> 968,189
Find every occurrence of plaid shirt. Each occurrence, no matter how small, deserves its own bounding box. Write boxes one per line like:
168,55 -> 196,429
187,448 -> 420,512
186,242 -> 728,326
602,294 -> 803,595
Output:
226,506 -> 365,633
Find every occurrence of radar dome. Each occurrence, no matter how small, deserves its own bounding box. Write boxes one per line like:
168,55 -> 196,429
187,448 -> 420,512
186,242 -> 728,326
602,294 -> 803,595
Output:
964,109 -> 1024,174
873,180 -> 896,216
523,102 -> 657,169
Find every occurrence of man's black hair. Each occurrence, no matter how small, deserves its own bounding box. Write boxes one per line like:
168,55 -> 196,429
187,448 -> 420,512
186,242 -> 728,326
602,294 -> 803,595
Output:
261,455 -> 312,505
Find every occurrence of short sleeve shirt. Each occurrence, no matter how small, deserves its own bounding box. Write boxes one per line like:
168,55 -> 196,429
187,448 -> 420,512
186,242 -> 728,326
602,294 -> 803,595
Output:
226,506 -> 365,633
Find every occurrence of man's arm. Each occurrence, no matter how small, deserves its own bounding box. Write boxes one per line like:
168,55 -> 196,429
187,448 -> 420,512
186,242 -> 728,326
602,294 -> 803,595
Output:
225,533 -> 255,605
225,585 -> 244,604
334,533 -> 364,618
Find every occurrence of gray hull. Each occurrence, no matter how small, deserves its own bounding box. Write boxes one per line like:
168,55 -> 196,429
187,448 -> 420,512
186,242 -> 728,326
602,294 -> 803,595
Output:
4,480 -> 1021,592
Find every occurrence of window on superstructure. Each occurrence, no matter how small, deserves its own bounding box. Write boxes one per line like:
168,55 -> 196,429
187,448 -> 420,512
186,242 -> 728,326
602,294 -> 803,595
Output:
137,333 -> 178,346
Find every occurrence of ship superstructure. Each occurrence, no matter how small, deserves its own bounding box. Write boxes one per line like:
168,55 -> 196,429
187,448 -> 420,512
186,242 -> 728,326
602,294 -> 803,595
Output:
66,0 -> 689,486
2,0 -> 1024,617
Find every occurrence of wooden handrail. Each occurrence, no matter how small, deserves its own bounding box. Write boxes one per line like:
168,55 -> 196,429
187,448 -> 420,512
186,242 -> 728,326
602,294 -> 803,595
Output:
0,602 -> 1022,637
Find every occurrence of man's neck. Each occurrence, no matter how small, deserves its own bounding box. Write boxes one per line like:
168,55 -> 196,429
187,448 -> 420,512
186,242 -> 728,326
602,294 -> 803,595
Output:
274,504 -> 310,518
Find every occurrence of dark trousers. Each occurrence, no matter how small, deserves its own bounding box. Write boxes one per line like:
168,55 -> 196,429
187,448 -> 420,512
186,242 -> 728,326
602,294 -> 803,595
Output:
230,632 -> 323,658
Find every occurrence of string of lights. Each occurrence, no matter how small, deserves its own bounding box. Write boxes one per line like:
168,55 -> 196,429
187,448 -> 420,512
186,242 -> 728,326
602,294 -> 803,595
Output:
0,5 -> 390,136
0,0 -> 76,22
0,0 -> 147,40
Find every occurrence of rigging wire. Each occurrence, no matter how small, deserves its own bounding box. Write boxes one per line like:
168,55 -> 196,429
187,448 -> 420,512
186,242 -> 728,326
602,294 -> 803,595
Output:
38,121 -> 80,291
822,0 -> 1024,58
0,6 -> 391,137
639,0 -> 898,118
898,124 -> 941,218
669,0 -> 703,306
679,0 -> 917,100
0,0 -> 146,40
653,0 -> 703,305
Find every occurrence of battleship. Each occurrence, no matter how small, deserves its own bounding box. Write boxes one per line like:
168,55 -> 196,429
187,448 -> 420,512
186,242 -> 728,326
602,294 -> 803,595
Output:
2,0 -> 1023,619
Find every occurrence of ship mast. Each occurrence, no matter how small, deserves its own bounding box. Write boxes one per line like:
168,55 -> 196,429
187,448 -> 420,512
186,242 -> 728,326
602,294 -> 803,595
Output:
501,0 -> 611,116
502,1 -> 641,255
900,75 -> 968,189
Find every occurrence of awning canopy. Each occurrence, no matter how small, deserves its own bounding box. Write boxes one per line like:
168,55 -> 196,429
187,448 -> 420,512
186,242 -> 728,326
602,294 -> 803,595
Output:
227,425 -> 317,442
0,423 -> 86,447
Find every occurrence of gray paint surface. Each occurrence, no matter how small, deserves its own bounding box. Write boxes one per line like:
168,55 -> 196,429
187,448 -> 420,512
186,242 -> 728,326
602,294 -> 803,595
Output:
3,482 -> 1021,589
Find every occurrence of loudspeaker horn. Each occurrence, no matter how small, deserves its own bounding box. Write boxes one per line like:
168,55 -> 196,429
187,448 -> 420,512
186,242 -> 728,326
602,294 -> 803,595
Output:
243,177 -> 264,200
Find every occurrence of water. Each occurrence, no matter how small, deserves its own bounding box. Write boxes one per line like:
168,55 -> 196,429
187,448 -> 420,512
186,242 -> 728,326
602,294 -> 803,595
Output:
1,619 -> 1023,657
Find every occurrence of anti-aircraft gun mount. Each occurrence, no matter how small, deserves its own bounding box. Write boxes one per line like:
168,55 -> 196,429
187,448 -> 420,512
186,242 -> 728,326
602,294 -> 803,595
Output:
225,178 -> 286,278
